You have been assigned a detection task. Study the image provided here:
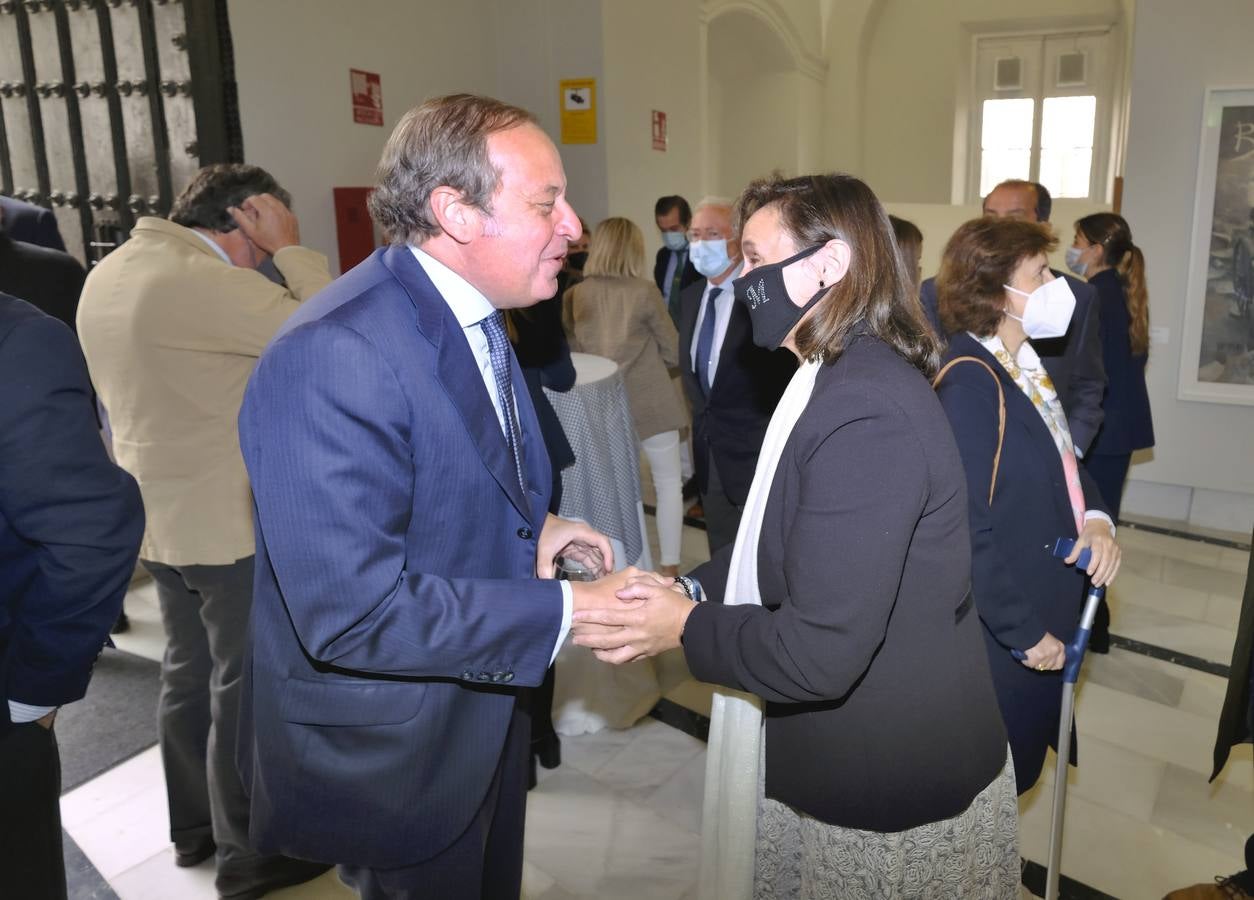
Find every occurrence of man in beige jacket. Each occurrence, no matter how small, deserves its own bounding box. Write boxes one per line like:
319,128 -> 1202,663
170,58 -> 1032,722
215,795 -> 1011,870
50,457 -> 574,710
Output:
77,164 -> 332,900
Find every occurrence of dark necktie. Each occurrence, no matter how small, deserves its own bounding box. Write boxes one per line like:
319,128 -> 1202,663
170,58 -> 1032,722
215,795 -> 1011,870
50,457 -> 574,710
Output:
667,250 -> 686,325
479,310 -> 526,492
694,286 -> 722,397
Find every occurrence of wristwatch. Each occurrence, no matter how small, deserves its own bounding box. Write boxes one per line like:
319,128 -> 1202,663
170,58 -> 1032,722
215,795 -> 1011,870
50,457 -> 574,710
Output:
673,575 -> 702,603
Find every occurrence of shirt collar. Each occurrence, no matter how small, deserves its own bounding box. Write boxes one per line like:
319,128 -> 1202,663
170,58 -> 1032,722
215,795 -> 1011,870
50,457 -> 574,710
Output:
409,245 -> 497,328
190,229 -> 233,265
707,261 -> 744,292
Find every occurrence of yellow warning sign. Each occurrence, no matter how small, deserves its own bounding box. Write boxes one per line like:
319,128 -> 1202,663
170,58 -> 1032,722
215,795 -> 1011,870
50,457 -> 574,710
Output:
560,78 -> 597,145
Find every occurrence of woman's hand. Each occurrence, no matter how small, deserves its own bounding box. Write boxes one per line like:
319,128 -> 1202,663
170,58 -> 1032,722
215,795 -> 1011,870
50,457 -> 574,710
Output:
1068,518 -> 1121,587
1020,631 -> 1066,671
571,574 -> 694,664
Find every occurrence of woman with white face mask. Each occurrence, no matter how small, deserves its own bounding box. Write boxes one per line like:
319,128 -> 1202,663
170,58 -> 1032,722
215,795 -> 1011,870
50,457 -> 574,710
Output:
934,217 -> 1122,795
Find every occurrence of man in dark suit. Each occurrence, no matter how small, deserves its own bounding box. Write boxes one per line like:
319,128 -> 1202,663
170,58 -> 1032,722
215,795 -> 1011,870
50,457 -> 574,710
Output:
238,94 -> 630,900
920,179 -> 1106,455
677,198 -> 795,553
654,194 -> 701,326
0,294 -> 144,900
0,194 -> 66,251
0,224 -> 86,332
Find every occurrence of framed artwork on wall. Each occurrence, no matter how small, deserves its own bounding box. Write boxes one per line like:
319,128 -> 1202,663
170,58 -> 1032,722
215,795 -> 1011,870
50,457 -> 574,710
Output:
1180,86 -> 1254,404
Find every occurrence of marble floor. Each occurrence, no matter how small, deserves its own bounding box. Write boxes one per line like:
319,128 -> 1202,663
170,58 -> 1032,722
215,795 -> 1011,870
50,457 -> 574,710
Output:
62,514 -> 1252,899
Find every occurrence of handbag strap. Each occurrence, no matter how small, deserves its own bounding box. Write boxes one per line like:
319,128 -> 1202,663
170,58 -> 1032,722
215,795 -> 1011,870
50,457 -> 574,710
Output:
933,356 -> 1006,505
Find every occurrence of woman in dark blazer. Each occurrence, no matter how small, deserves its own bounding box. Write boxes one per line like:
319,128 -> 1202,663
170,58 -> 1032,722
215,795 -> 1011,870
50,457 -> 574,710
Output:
574,175 -> 1016,897
934,217 -> 1122,794
1069,212 -> 1155,519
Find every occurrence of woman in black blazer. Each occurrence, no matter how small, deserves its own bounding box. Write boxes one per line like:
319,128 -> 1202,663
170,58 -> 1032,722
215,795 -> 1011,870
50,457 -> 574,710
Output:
934,217 -> 1122,794
574,175 -> 1016,897
1068,212 -> 1155,518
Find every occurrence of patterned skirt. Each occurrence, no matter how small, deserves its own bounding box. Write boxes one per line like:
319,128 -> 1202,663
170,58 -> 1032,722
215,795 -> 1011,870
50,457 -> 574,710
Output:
752,748 -> 1020,899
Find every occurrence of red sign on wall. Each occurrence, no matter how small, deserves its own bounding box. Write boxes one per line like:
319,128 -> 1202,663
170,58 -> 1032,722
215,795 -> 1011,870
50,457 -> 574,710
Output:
652,110 -> 667,151
351,69 -> 383,126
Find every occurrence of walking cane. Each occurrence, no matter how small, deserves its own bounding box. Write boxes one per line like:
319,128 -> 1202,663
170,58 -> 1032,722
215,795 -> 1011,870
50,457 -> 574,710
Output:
1012,537 -> 1105,900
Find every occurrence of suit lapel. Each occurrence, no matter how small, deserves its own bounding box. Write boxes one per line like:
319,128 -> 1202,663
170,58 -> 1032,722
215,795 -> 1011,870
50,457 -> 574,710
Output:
710,297 -> 750,395
381,245 -> 535,524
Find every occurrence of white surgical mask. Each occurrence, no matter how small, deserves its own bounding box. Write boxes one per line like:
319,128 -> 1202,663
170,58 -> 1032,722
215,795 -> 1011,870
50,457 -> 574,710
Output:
661,230 -> 688,252
1003,276 -> 1076,340
689,239 -> 732,278
1065,246 -> 1088,277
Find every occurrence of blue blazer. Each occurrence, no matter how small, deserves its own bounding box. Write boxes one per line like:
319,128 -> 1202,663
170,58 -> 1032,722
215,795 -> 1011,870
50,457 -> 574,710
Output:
0,195 -> 66,252
0,296 -> 142,734
922,272 -> 1106,455
936,332 -> 1108,791
1087,269 -> 1154,456
237,246 -> 564,869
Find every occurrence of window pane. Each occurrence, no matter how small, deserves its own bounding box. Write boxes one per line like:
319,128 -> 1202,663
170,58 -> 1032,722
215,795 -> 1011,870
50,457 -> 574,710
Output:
980,99 -> 1034,197
1039,147 -> 1093,198
1041,95 -> 1096,148
1040,95 -> 1096,197
981,98 -> 1035,150
980,149 -> 1032,197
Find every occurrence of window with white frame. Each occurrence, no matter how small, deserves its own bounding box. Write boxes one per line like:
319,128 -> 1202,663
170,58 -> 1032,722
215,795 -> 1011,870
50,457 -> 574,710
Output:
971,30 -> 1113,203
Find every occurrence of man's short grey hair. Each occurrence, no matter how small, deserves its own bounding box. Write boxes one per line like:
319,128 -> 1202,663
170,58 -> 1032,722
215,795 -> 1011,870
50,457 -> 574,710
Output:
168,164 -> 290,232
368,94 -> 537,244
693,195 -> 734,215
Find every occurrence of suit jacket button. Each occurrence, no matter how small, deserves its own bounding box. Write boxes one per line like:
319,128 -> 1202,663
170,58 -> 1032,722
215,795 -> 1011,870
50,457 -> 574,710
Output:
461,670 -> 474,680
477,672 -> 491,681
517,526 -> 533,540
491,672 -> 504,683
502,672 -> 514,683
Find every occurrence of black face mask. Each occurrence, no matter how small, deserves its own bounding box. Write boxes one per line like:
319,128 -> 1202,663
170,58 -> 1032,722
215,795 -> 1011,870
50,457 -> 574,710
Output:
567,251 -> 588,271
732,243 -> 828,350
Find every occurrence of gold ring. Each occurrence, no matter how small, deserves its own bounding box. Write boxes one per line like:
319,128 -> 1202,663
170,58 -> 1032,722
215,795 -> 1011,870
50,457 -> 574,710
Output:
1036,664 -> 1046,671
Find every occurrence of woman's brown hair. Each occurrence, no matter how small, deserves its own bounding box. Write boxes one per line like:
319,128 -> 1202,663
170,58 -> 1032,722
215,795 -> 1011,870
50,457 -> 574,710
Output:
735,173 -> 940,376
583,216 -> 645,279
936,218 -> 1056,337
1076,212 -> 1149,355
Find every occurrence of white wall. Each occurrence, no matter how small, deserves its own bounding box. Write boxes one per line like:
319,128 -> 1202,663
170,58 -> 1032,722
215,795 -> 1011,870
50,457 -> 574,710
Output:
600,0 -> 704,253
226,0 -> 498,272
1117,0 -> 1254,526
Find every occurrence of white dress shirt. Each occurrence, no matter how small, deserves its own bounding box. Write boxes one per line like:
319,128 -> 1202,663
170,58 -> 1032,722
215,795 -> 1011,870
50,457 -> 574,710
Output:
410,246 -> 572,662
190,229 -> 233,265
689,261 -> 743,388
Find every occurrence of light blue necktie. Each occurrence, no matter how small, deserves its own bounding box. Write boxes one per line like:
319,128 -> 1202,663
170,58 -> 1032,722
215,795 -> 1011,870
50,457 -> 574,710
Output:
479,310 -> 526,492
694,286 -> 722,397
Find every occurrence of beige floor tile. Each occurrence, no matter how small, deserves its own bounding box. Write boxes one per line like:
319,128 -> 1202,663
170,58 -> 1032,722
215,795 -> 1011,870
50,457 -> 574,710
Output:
67,780 -> 171,880
1111,603 -> 1237,665
1205,592 -> 1245,631
112,579 -> 167,664
109,847 -> 216,900
1162,557 -> 1248,600
1081,648 -> 1185,708
1151,762 -> 1254,860
1028,733 -> 1167,824
61,745 -> 164,830
664,679 -> 715,718
1119,545 -> 1165,581
1107,570 -> 1210,622
1216,546 -> 1252,576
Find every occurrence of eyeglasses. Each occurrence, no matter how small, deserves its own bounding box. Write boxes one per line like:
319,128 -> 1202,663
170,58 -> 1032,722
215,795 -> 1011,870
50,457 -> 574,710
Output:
685,229 -> 729,242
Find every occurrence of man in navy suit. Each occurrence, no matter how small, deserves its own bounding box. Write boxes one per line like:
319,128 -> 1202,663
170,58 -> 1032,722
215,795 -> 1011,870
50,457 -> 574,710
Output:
653,194 -> 700,325
238,94 -> 632,899
0,294 -> 143,899
920,179 -> 1106,455
0,194 -> 66,251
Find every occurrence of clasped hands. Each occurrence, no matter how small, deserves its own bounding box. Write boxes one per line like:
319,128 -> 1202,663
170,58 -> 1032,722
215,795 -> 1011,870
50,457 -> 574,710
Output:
569,569 -> 697,664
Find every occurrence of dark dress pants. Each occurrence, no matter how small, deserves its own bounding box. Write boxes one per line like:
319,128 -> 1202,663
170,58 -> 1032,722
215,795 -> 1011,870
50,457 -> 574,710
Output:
0,721 -> 66,900
701,455 -> 744,555
339,702 -> 530,900
143,557 -> 258,877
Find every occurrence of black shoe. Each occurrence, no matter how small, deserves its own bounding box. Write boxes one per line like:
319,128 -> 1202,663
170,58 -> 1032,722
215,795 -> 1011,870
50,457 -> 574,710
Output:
174,836 -> 216,868
217,857 -> 332,900
534,734 -> 562,770
110,611 -> 130,635
1088,627 -> 1110,654
527,753 -> 539,791
682,476 -> 699,501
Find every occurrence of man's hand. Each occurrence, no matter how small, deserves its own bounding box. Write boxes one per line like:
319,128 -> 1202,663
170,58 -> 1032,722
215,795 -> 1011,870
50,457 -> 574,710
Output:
228,193 -> 300,256
571,573 -> 694,664
35,710 -> 57,730
536,514 -> 614,579
1068,518 -> 1121,587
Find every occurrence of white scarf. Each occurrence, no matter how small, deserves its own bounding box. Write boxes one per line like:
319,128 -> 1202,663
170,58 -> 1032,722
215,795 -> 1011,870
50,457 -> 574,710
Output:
698,358 -> 822,900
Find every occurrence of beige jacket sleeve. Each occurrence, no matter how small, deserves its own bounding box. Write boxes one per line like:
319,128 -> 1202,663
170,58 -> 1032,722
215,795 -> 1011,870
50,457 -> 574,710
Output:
645,281 -> 680,369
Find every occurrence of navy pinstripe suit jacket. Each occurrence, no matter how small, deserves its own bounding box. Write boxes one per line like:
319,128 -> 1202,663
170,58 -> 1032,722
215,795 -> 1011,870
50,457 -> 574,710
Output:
237,245 -> 563,869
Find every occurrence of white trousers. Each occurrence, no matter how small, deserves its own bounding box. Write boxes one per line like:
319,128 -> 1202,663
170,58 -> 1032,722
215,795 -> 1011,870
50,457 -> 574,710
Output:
640,429 -> 683,566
